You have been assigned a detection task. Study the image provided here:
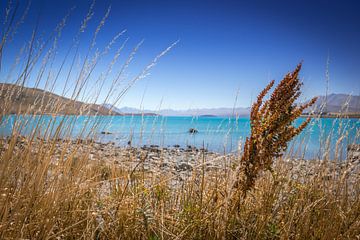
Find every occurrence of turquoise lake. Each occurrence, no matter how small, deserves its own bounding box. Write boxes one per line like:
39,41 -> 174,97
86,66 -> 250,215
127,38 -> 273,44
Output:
1,115 -> 359,159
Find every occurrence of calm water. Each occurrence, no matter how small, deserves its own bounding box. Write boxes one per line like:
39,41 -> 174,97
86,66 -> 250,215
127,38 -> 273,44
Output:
1,115 -> 359,159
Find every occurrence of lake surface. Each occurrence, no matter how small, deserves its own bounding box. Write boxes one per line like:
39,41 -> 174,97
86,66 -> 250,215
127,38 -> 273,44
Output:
1,115 -> 359,159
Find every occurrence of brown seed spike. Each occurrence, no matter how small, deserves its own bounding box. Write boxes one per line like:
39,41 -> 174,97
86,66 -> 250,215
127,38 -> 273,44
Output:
234,62 -> 317,198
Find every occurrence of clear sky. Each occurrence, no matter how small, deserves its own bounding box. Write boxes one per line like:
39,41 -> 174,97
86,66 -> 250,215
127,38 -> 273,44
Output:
1,0 -> 360,109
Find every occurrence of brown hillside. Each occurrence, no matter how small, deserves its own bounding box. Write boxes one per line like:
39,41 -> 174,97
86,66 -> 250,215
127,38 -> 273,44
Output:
0,83 -> 119,115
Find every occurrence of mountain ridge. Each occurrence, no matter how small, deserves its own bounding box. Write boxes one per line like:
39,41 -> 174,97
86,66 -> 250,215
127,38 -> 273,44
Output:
0,83 -> 119,115
104,93 -> 360,116
305,93 -> 360,113
1,83 -> 358,116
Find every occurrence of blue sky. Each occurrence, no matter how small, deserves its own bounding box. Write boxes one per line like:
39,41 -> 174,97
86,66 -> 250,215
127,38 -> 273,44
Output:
1,0 -> 360,109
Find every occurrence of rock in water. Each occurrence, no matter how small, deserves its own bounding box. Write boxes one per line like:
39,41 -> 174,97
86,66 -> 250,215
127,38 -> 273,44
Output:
188,128 -> 198,134
101,131 -> 112,135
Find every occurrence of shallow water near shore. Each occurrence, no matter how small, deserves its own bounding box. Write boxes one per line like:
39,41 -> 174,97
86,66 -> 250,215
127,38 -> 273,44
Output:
1,115 -> 359,159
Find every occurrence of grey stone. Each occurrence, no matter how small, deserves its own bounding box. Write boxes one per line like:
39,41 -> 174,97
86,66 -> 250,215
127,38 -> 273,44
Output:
348,144 -> 360,161
175,162 -> 193,172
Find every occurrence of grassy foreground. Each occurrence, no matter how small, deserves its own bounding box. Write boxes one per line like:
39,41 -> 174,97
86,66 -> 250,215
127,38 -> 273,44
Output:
0,134 -> 359,239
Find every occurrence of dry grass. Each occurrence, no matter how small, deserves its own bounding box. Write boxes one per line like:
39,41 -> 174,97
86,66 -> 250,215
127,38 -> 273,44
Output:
0,1 -> 359,239
0,136 -> 359,239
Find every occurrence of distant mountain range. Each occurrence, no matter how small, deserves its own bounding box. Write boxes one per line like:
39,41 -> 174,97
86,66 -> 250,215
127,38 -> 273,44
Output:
101,104 -> 158,116
102,104 -> 251,117
1,83 -> 358,116
104,93 -> 360,117
305,93 -> 360,113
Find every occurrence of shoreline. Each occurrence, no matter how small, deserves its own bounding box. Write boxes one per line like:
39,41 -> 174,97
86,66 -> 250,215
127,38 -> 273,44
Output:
3,113 -> 360,118
300,113 -> 360,118
1,137 -> 359,185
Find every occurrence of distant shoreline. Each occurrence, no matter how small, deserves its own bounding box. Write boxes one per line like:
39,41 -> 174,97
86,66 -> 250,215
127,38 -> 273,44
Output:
3,113 -> 360,119
300,114 -> 360,119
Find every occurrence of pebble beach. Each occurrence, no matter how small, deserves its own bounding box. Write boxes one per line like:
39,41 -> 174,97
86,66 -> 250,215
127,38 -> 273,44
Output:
1,136 -> 359,188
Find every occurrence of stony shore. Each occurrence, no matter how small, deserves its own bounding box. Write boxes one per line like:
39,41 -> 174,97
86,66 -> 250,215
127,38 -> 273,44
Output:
0,137 -> 238,185
1,137 -> 359,187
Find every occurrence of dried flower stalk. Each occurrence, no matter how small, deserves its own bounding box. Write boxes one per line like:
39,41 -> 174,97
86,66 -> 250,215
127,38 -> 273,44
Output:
236,63 -> 317,196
